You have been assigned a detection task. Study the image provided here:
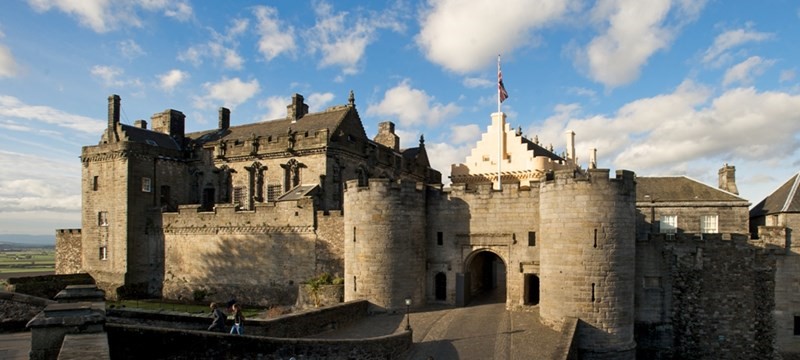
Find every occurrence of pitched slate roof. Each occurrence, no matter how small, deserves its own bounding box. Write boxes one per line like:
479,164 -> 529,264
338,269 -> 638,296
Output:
750,172 -> 800,216
636,176 -> 747,203
521,136 -> 563,161
120,124 -> 182,150
188,105 -> 354,145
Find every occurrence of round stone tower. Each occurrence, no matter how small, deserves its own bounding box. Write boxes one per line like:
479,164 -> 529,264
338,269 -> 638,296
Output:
539,169 -> 637,358
343,178 -> 427,311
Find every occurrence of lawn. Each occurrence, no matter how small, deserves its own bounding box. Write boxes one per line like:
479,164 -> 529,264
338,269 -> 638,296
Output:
0,249 -> 55,275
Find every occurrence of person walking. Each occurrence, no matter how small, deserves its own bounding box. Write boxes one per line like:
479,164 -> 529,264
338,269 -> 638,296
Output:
229,303 -> 245,335
208,302 -> 226,332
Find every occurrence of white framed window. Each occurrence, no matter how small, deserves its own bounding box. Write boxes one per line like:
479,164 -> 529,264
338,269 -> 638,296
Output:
99,246 -> 108,260
142,177 -> 152,192
701,215 -> 718,234
98,211 -> 108,226
660,215 -> 677,234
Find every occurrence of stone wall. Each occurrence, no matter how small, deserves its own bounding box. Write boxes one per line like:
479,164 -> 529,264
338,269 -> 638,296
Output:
5,274 -> 95,299
0,291 -> 55,331
55,229 -> 82,275
426,181 -> 541,308
758,219 -> 800,357
635,234 -> 777,359
315,210 -> 344,276
161,199 -> 320,306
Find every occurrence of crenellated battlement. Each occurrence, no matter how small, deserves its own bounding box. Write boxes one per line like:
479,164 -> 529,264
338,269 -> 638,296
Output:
343,178 -> 424,193
56,229 -> 81,234
542,168 -> 636,189
163,198 -> 316,231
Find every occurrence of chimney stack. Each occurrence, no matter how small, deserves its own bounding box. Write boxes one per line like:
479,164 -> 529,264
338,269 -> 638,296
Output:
219,107 -> 230,130
374,121 -> 399,152
287,93 -> 308,123
106,95 -> 121,143
718,164 -> 739,195
565,130 -> 575,163
134,120 -> 147,129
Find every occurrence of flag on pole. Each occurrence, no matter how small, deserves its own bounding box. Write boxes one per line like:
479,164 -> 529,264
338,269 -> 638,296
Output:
498,66 -> 509,103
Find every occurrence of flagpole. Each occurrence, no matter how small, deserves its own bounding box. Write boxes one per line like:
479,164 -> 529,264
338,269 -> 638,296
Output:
497,55 -> 502,191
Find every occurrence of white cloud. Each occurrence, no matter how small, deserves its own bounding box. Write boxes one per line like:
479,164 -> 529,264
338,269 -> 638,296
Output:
426,142 -> 475,185
529,80 -> 800,178
258,95 -> 289,121
578,0 -> 704,88
27,0 -> 193,33
416,0 -> 570,73
463,77 -> 493,89
780,69 -> 796,83
305,1 -> 405,76
366,80 -> 461,127
0,150 -> 81,218
157,69 -> 189,93
0,44 -> 19,78
307,92 -> 335,113
722,56 -> 774,86
254,6 -> 296,61
178,19 -> 246,70
119,39 -> 145,59
194,78 -> 260,110
451,124 -> 481,144
0,95 -> 104,133
90,65 -> 142,88
702,27 -> 773,65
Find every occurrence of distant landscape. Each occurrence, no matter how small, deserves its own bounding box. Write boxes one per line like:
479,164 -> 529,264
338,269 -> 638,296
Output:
0,234 -> 56,249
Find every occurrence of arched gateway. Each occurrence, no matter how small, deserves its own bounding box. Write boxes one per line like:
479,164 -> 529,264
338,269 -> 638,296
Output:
458,250 -> 507,306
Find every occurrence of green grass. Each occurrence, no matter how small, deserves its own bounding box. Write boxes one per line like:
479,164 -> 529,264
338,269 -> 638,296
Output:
0,249 -> 55,274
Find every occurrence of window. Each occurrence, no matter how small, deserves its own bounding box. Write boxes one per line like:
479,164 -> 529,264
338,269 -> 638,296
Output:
92,176 -> 99,191
99,246 -> 108,260
701,215 -> 718,234
528,232 -> 536,247
98,212 -> 108,226
437,232 -> 443,246
142,177 -> 152,192
267,184 -> 282,202
233,186 -> 245,207
660,215 -> 677,234
795,316 -> 800,336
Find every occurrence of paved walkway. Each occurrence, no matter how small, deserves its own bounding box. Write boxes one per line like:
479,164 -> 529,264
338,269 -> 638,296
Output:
0,331 -> 30,360
311,292 -> 563,360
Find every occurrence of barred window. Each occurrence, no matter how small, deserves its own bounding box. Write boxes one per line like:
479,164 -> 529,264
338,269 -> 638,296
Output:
267,184 -> 282,202
98,211 -> 108,226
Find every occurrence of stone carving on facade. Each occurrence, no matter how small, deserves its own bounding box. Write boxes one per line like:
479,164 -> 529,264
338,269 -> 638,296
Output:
215,140 -> 227,158
216,165 -> 235,203
246,161 -> 266,203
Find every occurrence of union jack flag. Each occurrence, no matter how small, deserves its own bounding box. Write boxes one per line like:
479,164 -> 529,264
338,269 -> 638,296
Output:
498,69 -> 509,103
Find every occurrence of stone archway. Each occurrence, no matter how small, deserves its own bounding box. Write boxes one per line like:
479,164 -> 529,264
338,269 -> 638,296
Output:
463,250 -> 507,305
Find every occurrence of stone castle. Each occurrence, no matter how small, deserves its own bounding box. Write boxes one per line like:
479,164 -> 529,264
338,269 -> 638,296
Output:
55,93 -> 800,359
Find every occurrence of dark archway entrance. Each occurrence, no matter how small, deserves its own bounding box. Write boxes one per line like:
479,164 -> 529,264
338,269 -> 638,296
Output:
465,251 -> 506,304
435,272 -> 447,301
524,274 -> 540,305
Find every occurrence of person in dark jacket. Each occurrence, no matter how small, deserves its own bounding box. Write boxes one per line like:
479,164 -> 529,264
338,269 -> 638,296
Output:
229,303 -> 244,335
208,302 -> 226,331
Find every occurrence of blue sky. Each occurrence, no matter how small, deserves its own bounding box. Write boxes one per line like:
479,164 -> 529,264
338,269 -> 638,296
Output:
1,0 -> 799,235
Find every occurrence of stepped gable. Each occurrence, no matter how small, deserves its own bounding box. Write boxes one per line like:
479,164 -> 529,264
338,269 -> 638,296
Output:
637,176 -> 748,202
118,124 -> 182,150
187,104 -> 362,146
751,172 -> 800,216
520,136 -> 562,161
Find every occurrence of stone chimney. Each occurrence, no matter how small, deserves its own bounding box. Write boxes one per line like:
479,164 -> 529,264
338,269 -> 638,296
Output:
106,94 -> 120,142
718,164 -> 739,195
589,148 -> 597,169
286,93 -> 308,123
374,121 -> 400,152
219,107 -> 230,130
151,109 -> 186,147
133,120 -> 147,129
565,130 -> 575,163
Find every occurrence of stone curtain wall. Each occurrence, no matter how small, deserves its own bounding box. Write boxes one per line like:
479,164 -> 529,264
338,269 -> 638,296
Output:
639,236 -> 777,359
55,229 -> 82,274
315,210 -> 345,276
160,199 -> 320,306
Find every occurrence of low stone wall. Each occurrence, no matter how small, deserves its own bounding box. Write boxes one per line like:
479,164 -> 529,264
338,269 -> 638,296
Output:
6,274 -> 95,299
108,300 -> 369,338
553,317 -> 579,360
106,323 -> 411,360
0,291 -> 56,331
